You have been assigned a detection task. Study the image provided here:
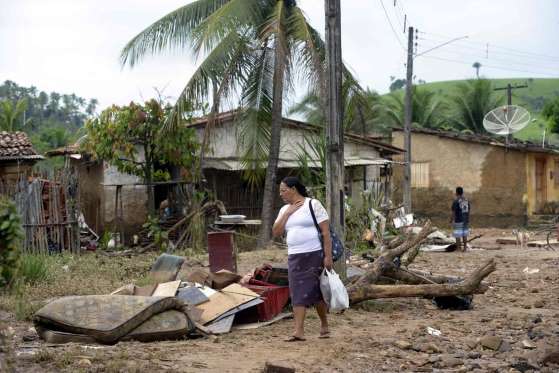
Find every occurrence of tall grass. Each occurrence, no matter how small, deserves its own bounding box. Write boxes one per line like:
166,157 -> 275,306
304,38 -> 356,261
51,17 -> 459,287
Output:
16,255 -> 52,285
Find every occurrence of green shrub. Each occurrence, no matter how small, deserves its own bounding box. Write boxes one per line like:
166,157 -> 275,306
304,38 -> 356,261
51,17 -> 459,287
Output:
0,198 -> 22,287
142,216 -> 169,251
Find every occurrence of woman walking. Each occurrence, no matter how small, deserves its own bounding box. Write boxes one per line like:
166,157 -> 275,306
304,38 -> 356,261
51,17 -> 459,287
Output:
272,177 -> 333,341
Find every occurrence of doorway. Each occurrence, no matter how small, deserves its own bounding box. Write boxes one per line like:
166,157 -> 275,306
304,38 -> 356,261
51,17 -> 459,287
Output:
535,158 -> 547,213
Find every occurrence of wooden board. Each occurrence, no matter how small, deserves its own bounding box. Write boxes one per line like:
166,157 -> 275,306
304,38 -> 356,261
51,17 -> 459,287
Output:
152,280 -> 181,297
194,284 -> 260,324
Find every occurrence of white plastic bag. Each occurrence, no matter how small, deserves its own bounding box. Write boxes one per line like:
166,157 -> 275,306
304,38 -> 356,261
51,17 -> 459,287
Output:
319,269 -> 349,312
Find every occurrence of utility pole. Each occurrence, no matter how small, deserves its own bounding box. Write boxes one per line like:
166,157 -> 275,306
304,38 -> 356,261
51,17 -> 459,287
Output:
494,82 -> 528,142
403,26 -> 414,213
325,0 -> 345,277
494,82 -> 528,106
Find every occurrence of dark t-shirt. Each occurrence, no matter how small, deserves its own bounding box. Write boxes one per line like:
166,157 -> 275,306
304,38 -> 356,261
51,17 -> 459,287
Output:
452,197 -> 470,224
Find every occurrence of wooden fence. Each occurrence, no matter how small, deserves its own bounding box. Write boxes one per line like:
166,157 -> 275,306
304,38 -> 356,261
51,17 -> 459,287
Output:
1,171 -> 80,254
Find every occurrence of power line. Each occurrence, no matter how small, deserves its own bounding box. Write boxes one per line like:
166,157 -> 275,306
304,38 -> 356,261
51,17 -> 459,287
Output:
395,0 -> 410,32
417,40 -> 559,72
391,0 -> 407,33
419,38 -> 559,63
379,0 -> 406,50
418,30 -> 559,61
419,36 -> 559,63
419,55 -> 559,78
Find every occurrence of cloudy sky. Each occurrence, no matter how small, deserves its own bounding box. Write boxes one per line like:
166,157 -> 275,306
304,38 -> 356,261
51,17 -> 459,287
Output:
1,0 -> 558,111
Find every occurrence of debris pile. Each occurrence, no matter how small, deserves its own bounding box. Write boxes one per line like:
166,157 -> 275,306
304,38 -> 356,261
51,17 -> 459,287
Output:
32,253 -> 292,345
346,222 -> 495,307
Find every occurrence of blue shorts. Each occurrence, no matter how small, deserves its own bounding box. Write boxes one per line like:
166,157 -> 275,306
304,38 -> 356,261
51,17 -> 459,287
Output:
453,222 -> 469,238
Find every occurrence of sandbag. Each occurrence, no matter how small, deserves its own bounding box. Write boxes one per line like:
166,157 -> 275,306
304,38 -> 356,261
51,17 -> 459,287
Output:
121,310 -> 194,342
34,295 -> 181,344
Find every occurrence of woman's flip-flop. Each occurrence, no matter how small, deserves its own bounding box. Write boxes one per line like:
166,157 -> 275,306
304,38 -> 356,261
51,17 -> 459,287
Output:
285,335 -> 306,342
319,331 -> 330,339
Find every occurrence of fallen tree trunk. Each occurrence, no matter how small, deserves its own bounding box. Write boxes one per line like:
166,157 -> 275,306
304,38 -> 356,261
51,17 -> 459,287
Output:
348,258 -> 495,305
345,221 -> 496,305
352,221 -> 435,288
383,265 -> 489,293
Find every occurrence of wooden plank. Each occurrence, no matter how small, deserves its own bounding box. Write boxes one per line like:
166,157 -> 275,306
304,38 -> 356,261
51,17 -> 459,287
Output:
194,284 -> 260,325
152,280 -> 181,297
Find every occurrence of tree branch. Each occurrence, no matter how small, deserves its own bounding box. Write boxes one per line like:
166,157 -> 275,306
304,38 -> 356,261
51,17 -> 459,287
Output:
348,258 -> 496,305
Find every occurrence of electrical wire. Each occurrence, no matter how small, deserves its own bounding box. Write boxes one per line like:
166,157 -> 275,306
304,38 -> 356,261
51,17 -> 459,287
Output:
419,55 -> 559,78
379,0 -> 406,50
418,30 -> 559,61
418,36 -> 559,63
391,0 -> 407,33
395,0 -> 410,30
416,39 -> 559,73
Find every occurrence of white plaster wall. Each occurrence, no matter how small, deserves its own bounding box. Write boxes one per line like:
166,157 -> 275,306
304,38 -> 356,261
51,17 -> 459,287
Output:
197,122 -> 381,163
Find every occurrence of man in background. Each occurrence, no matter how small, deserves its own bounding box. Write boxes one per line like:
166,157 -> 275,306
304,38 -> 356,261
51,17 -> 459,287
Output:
451,186 -> 470,251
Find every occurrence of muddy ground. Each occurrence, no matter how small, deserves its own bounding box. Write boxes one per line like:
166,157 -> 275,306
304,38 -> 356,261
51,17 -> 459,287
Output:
1,228 -> 559,372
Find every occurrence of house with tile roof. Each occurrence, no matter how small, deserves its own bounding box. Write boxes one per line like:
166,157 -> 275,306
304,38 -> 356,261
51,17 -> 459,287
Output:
0,131 -> 44,185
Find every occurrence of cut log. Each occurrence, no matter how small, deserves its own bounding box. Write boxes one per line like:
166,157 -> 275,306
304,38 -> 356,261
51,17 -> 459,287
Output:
348,258 -> 496,305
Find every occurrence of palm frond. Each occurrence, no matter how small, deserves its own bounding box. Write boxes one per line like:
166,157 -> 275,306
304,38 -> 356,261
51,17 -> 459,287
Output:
190,0 -> 263,56
236,108 -> 272,186
120,0 -> 230,67
164,29 -> 254,133
236,45 -> 275,185
448,79 -> 504,134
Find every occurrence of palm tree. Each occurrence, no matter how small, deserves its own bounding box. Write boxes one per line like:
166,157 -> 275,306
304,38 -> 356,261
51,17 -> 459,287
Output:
289,86 -> 386,134
384,87 -> 447,129
0,99 -> 28,131
472,62 -> 482,79
448,79 -> 504,134
120,0 -> 327,246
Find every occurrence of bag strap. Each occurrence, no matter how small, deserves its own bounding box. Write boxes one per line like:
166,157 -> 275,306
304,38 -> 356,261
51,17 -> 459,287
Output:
308,199 -> 321,234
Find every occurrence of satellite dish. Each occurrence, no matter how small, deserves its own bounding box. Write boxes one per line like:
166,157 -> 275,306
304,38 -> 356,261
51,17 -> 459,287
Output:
483,105 -> 531,135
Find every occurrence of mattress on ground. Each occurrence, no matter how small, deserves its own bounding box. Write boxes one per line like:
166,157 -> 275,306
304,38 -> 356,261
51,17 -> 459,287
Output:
121,309 -> 194,342
35,326 -> 97,344
33,295 -> 181,344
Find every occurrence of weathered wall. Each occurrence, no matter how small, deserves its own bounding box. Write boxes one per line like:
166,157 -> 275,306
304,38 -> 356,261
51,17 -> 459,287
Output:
103,163 -> 148,241
525,153 -> 559,214
0,162 -> 34,183
198,121 -> 381,167
392,132 -> 528,227
73,159 -> 104,234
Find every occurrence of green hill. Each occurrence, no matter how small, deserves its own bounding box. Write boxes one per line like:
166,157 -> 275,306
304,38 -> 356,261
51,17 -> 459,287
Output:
415,78 -> 559,143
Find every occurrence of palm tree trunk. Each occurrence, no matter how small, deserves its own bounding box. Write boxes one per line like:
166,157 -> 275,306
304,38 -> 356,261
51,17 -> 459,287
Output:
257,43 -> 286,248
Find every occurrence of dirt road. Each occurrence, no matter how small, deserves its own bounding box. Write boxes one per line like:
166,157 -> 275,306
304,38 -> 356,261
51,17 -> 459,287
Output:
3,229 -> 559,372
